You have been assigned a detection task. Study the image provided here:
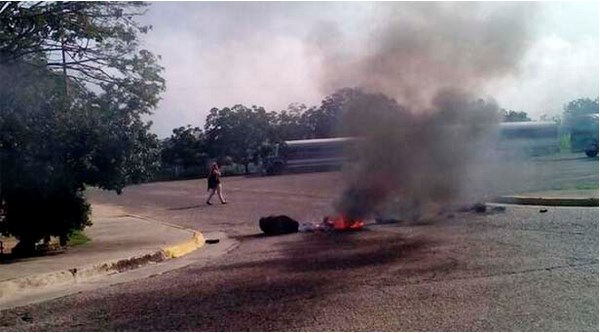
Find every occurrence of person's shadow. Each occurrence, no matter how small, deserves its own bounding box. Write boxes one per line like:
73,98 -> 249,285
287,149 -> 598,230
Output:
167,204 -> 204,211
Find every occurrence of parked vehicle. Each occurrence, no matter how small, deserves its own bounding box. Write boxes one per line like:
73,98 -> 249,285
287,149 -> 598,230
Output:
264,121 -> 561,175
264,137 -> 356,175
569,114 -> 598,157
496,121 -> 560,156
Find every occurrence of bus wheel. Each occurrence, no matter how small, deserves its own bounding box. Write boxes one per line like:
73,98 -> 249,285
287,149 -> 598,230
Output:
585,143 -> 598,157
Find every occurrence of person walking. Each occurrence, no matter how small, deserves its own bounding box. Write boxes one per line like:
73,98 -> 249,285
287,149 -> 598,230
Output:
206,162 -> 227,205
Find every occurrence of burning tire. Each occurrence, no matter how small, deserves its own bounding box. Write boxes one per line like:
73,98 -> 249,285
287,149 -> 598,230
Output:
259,215 -> 299,235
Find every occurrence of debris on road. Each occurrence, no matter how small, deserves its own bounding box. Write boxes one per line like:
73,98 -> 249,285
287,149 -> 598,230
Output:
489,206 -> 507,214
259,215 -> 299,236
298,223 -> 319,232
539,208 -> 548,213
457,203 -> 507,215
471,202 -> 487,213
375,217 -> 403,224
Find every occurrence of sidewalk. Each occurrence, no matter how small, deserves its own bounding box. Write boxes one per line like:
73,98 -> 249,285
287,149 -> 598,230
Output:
492,189 -> 599,206
0,204 -> 204,301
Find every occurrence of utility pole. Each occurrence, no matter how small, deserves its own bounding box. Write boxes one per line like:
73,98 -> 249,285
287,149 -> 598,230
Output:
61,36 -> 69,97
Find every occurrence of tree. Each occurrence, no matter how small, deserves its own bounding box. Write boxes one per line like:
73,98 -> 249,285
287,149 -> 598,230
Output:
562,97 -> 599,129
273,103 -> 314,141
501,109 -> 531,122
160,126 -> 209,178
300,87 -> 406,139
204,105 -> 277,174
0,2 -> 163,91
540,113 -> 562,124
562,97 -> 599,152
0,2 -> 164,255
304,88 -> 361,138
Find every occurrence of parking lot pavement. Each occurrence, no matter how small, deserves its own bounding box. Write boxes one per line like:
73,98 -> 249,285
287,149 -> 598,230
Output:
86,150 -> 598,236
86,172 -> 345,237
2,155 -> 595,330
0,203 -> 597,331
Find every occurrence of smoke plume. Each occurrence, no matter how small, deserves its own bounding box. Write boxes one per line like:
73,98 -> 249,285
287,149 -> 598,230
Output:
311,2 -> 540,220
311,2 -> 537,110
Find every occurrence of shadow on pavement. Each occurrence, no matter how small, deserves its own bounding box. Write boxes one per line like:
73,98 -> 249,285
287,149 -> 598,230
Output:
103,231 -> 433,330
0,228 -> 464,331
211,232 -> 430,274
167,204 -> 205,211
232,233 -> 268,241
0,250 -> 66,264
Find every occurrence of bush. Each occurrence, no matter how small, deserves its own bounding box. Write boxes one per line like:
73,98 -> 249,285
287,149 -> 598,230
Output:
2,186 -> 91,255
66,230 -> 91,247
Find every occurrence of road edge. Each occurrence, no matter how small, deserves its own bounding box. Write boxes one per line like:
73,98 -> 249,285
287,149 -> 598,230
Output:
0,227 -> 205,301
492,195 -> 599,207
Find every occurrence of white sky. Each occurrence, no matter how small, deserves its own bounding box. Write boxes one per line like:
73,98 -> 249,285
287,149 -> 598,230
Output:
140,1 -> 599,138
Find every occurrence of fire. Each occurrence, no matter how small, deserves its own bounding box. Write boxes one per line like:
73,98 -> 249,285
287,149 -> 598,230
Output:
324,214 -> 365,231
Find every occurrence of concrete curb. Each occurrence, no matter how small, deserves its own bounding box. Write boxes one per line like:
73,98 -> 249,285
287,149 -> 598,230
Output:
120,213 -> 206,258
163,231 -> 205,259
492,196 -> 599,207
0,227 -> 205,300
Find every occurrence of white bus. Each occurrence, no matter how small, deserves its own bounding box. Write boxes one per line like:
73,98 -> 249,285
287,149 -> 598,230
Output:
264,137 -> 355,175
496,121 -> 559,156
264,122 -> 559,175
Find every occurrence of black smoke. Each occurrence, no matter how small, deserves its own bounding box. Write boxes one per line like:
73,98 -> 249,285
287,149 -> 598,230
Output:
309,2 -> 539,220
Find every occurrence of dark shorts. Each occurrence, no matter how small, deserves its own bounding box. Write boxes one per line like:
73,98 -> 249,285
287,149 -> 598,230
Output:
208,177 -> 220,190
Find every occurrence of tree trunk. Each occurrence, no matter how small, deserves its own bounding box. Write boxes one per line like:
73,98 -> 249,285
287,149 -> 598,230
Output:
12,238 -> 38,257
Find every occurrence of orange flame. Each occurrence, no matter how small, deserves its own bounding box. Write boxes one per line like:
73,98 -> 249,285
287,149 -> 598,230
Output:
326,215 -> 365,230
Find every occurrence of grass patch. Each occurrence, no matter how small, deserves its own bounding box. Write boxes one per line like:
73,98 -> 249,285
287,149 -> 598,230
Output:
559,134 -> 571,153
573,182 -> 599,190
67,230 -> 91,247
546,182 -> 599,191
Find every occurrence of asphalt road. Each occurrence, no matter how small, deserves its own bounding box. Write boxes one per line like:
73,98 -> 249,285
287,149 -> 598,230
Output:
85,152 -> 598,236
0,206 -> 597,331
0,153 -> 597,331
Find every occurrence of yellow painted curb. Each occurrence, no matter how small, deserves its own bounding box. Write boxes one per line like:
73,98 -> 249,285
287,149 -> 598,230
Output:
162,231 -> 205,259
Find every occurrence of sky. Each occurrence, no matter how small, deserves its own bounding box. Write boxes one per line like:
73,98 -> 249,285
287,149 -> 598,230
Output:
139,1 -> 599,138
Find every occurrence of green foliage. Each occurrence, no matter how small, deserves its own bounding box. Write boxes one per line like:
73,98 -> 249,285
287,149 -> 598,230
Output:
273,88 -> 402,140
0,2 -> 163,91
66,230 -> 90,247
173,88 -> 405,176
559,134 -> 571,153
273,103 -> 314,141
573,182 -> 599,190
306,88 -> 364,138
204,105 -> 277,173
563,97 -> 599,120
562,97 -> 599,152
501,109 -> 531,122
0,2 -> 164,254
159,125 -> 209,179
336,89 -> 406,137
200,90 -> 375,173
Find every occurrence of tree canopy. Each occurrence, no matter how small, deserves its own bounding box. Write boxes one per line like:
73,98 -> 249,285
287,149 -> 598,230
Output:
204,105 -> 277,173
159,125 -> 209,179
501,109 -> 531,122
562,97 -> 599,129
0,1 -> 164,254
